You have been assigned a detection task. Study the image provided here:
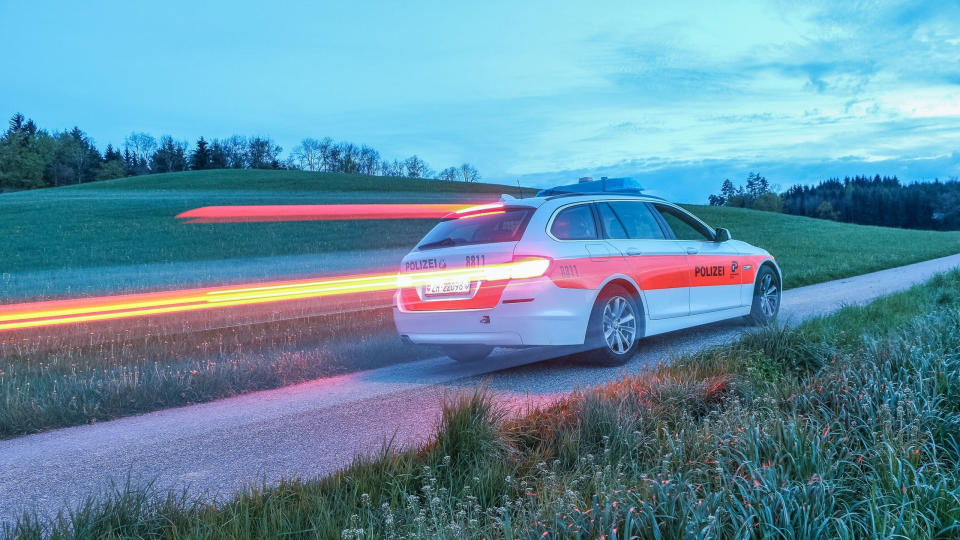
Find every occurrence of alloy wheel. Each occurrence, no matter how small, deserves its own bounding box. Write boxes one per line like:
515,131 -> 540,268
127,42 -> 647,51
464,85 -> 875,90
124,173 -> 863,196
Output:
601,296 -> 637,354
759,273 -> 779,318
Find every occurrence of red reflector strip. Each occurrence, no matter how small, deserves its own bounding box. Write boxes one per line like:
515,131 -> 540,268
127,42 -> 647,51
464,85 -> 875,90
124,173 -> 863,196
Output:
501,298 -> 534,304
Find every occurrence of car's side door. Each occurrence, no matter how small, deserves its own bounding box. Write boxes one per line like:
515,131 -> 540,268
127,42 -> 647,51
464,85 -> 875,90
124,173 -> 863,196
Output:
596,201 -> 690,319
547,201 -> 618,275
651,203 -> 743,313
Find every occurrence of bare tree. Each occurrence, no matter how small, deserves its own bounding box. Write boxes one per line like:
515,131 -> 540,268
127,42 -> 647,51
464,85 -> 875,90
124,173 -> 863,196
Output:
439,167 -> 458,181
379,159 -> 404,177
459,163 -> 480,183
357,145 -> 380,175
336,143 -> 359,173
247,136 -> 282,169
124,132 -> 157,167
223,136 -> 248,168
317,137 -> 334,171
292,138 -> 322,171
404,155 -> 429,178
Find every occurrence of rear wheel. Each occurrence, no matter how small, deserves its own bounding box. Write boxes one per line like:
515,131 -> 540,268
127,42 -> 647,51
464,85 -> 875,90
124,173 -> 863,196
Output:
747,266 -> 781,325
582,285 -> 642,366
443,345 -> 494,363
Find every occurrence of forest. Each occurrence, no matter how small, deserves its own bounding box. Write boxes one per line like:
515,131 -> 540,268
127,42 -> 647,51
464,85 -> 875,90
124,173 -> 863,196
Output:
709,173 -> 960,230
0,113 -> 480,192
780,175 -> 960,230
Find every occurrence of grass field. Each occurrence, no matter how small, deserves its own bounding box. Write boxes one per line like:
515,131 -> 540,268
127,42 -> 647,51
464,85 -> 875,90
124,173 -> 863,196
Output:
0,170 -> 507,275
1,170 -> 958,437
690,204 -> 960,288
9,270 -> 959,538
0,306 -> 439,438
1,169 -> 957,285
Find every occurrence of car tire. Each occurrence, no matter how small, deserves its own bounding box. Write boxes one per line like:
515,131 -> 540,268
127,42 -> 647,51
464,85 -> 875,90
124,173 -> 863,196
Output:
443,345 -> 494,363
747,265 -> 781,325
582,284 -> 643,367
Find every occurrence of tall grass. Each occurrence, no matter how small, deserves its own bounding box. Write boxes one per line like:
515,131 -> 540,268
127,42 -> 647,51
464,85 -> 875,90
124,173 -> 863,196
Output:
9,271 -> 960,539
0,308 -> 438,438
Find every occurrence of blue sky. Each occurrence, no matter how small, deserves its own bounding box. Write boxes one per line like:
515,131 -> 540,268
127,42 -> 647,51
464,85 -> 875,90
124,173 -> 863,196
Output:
3,0 -> 960,201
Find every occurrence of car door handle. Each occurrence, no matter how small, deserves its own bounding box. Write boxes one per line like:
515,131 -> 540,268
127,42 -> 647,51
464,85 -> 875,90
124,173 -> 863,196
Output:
626,248 -> 643,256
686,247 -> 699,255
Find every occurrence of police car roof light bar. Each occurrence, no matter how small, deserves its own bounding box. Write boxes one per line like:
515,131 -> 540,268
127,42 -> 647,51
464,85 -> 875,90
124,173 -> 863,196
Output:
535,176 -> 645,197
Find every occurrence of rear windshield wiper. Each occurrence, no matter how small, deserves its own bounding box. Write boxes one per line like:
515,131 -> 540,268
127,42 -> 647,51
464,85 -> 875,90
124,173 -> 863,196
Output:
418,237 -> 458,250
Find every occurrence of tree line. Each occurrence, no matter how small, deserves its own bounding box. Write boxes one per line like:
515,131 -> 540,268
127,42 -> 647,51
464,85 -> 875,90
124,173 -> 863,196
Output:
707,172 -> 783,212
708,172 -> 960,230
0,113 -> 481,191
781,175 -> 960,230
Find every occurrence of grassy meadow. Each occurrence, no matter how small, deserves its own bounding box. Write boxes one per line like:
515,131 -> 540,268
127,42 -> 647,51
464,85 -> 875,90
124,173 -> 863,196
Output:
0,170 -> 958,437
0,170 -> 507,275
9,269 -> 960,539
688,204 -> 960,288
0,306 -> 441,439
0,169 -> 956,285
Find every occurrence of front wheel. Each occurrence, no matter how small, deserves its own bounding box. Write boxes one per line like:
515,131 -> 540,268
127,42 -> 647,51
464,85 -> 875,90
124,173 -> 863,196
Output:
443,345 -> 494,363
747,266 -> 781,325
582,285 -> 643,366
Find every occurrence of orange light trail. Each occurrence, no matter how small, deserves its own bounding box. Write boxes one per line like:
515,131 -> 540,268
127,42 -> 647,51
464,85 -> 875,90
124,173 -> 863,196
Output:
0,258 -> 550,331
176,203 -> 496,223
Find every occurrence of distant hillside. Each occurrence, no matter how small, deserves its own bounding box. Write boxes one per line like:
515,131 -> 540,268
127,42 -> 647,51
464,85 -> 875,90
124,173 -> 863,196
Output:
61,169 -> 514,195
1,170 -> 512,276
1,171 -> 956,291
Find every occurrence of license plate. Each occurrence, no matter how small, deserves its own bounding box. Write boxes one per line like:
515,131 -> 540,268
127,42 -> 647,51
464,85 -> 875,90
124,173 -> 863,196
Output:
424,278 -> 471,296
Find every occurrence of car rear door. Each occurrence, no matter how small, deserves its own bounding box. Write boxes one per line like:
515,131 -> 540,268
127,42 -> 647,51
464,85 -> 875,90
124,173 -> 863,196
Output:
651,203 -> 743,313
596,201 -> 690,319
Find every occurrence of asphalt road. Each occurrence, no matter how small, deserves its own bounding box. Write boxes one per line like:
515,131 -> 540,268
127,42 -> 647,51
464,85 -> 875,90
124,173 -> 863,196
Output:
2,253 -> 960,526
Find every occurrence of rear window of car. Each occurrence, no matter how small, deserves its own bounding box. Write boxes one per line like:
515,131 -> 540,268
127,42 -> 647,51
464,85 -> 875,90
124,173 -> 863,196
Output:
551,204 -> 598,240
416,207 -> 534,250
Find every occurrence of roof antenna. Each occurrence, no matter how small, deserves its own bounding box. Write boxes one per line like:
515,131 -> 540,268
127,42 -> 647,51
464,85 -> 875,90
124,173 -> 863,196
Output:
516,179 -> 524,199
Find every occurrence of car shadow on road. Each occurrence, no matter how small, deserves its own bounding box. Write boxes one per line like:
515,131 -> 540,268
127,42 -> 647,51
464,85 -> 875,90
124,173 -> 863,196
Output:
407,316 -> 752,395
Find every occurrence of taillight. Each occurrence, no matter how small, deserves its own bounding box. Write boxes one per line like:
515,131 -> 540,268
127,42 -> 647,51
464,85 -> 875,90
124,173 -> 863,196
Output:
481,257 -> 551,281
396,256 -> 551,288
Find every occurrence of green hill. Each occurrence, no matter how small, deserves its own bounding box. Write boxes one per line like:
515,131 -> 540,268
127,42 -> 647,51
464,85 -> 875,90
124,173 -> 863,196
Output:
62,169 -> 512,194
1,170 -> 511,274
686,205 -> 959,287
1,170 -> 957,289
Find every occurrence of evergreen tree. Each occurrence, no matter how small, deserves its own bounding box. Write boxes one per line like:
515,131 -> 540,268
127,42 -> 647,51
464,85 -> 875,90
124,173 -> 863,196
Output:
189,137 -> 212,170
208,140 -> 229,169
150,136 -> 188,173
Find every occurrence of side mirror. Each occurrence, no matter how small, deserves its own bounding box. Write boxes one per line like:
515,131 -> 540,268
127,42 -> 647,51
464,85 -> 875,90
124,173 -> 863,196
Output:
715,228 -> 731,242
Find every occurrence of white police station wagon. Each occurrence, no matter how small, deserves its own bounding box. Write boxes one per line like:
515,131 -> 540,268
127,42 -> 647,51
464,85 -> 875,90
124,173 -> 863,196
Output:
394,178 -> 781,365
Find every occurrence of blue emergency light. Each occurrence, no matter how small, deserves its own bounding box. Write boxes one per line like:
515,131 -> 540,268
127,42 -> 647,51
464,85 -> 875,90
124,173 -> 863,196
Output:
536,176 -> 645,197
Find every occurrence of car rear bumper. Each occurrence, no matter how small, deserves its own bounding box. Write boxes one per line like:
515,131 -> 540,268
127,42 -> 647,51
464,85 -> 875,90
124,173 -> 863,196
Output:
393,277 -> 594,346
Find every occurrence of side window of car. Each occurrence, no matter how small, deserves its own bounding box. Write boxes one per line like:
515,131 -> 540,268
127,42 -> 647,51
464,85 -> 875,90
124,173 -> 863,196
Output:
596,203 -> 628,239
551,204 -> 598,240
654,204 -> 714,241
607,202 -> 665,239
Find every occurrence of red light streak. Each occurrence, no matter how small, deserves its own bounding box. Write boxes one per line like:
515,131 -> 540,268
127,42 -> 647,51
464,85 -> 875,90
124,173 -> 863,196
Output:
176,203 -> 495,223
0,258 -> 551,331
